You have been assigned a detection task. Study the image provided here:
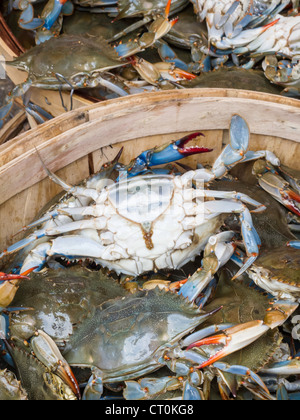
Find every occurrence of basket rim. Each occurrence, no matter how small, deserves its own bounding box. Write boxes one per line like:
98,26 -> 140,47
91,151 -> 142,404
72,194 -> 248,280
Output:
0,87 -> 299,206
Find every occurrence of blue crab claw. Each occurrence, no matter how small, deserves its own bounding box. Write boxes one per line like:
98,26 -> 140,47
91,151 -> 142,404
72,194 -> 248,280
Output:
43,0 -> 72,31
186,321 -> 269,369
82,368 -> 104,401
18,3 -> 44,31
183,382 -> 203,400
262,359 -> 300,376
127,133 -> 212,176
157,41 -> 189,71
179,232 -> 235,302
212,115 -> 250,177
0,100 -> 13,124
287,240 -> 300,249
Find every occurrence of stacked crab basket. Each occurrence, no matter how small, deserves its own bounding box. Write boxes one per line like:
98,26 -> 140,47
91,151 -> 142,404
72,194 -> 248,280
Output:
1,1 -> 300,403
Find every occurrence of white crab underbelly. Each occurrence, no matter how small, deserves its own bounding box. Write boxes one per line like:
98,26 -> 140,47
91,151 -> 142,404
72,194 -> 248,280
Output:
91,213 -> 224,276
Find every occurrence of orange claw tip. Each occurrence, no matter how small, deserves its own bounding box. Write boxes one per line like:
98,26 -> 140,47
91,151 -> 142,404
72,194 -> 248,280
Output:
0,273 -> 30,281
186,334 -> 230,351
165,0 -> 172,18
196,349 -> 229,369
174,69 -> 197,80
170,17 -> 179,27
263,18 -> 280,31
286,189 -> 300,204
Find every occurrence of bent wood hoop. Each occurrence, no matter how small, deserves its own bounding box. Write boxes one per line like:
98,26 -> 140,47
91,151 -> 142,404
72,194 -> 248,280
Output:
0,88 -> 299,251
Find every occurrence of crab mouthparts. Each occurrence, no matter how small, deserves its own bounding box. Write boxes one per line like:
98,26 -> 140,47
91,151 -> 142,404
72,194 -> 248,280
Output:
177,133 -> 213,156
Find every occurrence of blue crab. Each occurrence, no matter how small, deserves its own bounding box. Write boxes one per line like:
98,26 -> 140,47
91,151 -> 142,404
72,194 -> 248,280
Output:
125,267 -> 295,400
190,0 -> 288,49
0,0 -> 178,128
62,265 -> 296,400
11,0 -> 188,43
0,115 -> 281,278
263,55 -> 300,98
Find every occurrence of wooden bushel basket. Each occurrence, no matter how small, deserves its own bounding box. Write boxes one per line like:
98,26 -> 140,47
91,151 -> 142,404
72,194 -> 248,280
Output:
0,88 -> 299,253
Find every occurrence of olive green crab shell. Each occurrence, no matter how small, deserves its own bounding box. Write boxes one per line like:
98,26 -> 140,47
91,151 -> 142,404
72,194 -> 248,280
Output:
63,288 -> 214,381
8,34 -> 123,84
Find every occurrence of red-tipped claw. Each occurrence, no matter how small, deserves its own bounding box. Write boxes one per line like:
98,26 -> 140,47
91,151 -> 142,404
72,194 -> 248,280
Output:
187,321 -> 269,369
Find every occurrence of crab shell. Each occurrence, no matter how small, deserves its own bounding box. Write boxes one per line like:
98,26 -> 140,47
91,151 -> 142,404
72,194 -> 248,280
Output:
63,288 -> 212,382
8,34 -> 125,89
9,268 -> 128,349
248,247 -> 300,301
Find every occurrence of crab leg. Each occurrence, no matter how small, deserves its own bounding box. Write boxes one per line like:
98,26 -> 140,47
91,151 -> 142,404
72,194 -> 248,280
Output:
179,232 -> 236,301
261,359 -> 300,376
183,348 -> 269,396
18,234 -> 130,273
114,0 -> 179,59
42,0 -> 73,31
203,200 -> 261,276
288,240 -> 300,249
213,19 -> 280,50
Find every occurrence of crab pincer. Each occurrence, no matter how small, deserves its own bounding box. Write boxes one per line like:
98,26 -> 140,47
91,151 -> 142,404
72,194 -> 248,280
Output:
186,320 -> 270,368
126,133 -> 212,176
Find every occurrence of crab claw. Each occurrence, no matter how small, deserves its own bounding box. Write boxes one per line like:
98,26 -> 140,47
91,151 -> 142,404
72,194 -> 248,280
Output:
0,273 -> 29,282
187,321 -> 269,369
31,330 -> 80,399
287,240 -> 300,250
18,3 -> 44,31
127,134 -> 212,176
258,172 -> 300,217
264,300 -> 298,329
43,0 -> 73,31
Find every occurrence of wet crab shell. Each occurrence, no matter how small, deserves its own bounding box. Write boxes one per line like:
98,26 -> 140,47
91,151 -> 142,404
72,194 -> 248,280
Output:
8,34 -> 124,88
9,267 -> 129,349
63,288 -> 211,382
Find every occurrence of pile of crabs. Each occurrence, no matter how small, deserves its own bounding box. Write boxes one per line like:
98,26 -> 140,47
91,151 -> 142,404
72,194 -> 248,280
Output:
0,114 -> 299,400
1,0 -> 300,127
